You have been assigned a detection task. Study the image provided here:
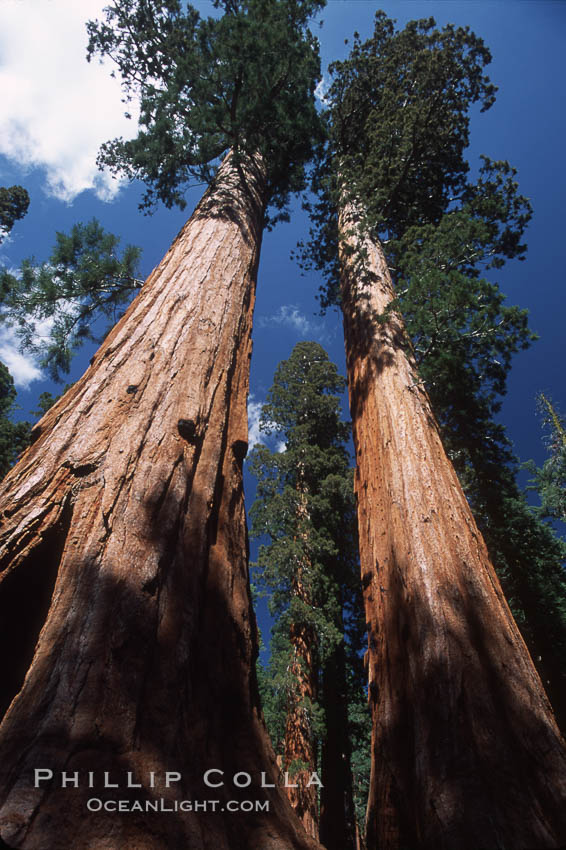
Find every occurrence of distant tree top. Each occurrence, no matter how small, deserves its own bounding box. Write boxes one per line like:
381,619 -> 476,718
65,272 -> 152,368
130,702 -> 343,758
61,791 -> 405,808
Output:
0,186 -> 30,244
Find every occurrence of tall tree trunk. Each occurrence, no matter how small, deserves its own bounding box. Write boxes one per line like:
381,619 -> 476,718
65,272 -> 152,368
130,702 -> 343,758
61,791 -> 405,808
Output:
0,153 -> 322,850
338,205 -> 566,850
284,621 -> 319,841
319,621 -> 356,850
284,484 -> 319,840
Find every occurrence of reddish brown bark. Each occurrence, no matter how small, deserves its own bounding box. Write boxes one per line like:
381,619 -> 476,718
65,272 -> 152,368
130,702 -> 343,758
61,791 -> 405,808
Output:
0,154 -> 323,850
338,206 -> 566,850
283,624 -> 319,841
283,487 -> 319,841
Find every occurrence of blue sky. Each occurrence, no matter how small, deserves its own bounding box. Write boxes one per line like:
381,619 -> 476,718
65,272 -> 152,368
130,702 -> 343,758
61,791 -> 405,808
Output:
0,2 -> 564,576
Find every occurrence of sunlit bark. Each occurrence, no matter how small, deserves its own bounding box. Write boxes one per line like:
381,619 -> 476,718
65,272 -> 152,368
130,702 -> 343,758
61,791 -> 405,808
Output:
339,204 -> 566,850
283,482 -> 319,840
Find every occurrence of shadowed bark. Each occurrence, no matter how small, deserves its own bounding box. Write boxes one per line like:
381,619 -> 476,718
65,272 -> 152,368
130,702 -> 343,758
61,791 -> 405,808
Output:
338,204 -> 566,850
319,624 -> 356,850
0,153 -> 323,850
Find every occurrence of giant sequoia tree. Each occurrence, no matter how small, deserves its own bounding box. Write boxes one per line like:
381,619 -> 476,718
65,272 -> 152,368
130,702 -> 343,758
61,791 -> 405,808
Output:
0,2 -> 326,848
390,205 -> 566,735
305,13 -> 566,848
250,342 -> 364,849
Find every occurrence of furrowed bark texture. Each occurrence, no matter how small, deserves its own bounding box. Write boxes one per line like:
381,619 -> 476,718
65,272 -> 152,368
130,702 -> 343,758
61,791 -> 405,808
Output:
284,486 -> 319,841
283,623 -> 318,841
338,205 -> 566,850
0,154 -> 322,850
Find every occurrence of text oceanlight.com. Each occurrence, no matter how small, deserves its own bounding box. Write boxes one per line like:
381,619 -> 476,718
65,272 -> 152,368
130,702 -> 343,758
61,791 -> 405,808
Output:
33,768 -> 323,814
86,799 -> 269,813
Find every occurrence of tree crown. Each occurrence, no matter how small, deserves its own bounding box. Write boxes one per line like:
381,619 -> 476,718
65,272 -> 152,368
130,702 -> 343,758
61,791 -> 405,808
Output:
87,0 -> 325,220
327,12 -> 496,231
300,12 -> 527,306
0,186 -> 30,244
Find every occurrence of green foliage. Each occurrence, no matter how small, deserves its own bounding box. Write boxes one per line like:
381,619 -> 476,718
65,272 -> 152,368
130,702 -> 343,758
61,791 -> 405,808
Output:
0,374 -> 73,481
0,219 -> 142,380
348,694 -> 371,830
249,342 -> 355,634
301,11 -> 501,303
87,0 -> 325,221
0,362 -> 31,479
390,158 -> 533,414
527,395 -> 566,523
31,390 -> 67,417
329,12 -> 495,228
0,185 -> 30,244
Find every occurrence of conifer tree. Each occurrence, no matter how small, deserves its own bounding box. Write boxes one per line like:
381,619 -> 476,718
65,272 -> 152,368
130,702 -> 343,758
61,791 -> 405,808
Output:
249,342 -> 365,850
303,12 -> 566,848
0,219 -> 142,380
0,364 -> 30,480
529,394 -> 566,523
0,3 -> 325,848
0,186 -> 29,244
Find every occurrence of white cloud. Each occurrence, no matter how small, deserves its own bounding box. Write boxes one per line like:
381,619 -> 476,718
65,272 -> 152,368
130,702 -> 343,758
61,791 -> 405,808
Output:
0,0 -> 138,202
247,395 -> 286,454
315,75 -> 330,106
259,305 -> 315,337
0,326 -> 43,389
248,397 -> 264,449
257,304 -> 333,345
0,305 -> 57,390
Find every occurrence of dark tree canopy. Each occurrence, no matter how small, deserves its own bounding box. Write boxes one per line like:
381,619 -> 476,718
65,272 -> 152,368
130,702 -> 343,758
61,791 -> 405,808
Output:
250,341 -> 356,644
0,363 -> 30,480
303,13 -> 529,308
0,186 -> 30,244
328,13 -> 495,231
87,0 -> 325,220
